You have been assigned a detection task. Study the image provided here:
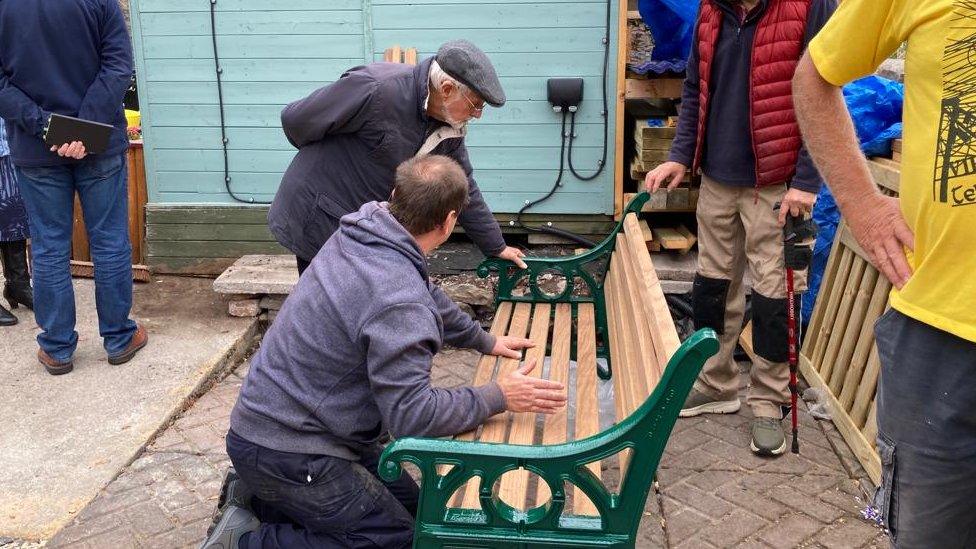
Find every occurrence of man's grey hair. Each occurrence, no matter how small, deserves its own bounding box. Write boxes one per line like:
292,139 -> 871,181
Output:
429,60 -> 469,94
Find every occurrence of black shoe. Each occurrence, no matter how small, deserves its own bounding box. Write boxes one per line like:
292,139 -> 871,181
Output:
0,303 -> 16,326
198,505 -> 259,549
0,240 -> 32,310
208,468 -> 254,537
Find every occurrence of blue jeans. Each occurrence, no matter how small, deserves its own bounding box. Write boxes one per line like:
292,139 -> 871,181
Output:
15,154 -> 137,361
873,310 -> 976,548
226,430 -> 417,549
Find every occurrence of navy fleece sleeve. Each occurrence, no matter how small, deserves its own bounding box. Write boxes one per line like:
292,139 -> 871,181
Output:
790,0 -> 838,193
77,0 -> 133,125
0,74 -> 46,137
445,140 -> 508,257
280,69 -> 379,148
669,24 -> 701,168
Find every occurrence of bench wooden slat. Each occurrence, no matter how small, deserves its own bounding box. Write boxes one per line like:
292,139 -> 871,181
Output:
443,302 -> 513,502
574,303 -> 601,516
615,233 -> 658,396
499,303 -> 552,510
460,302 -> 533,508
536,303 -> 573,505
624,214 -> 680,368
605,254 -> 638,480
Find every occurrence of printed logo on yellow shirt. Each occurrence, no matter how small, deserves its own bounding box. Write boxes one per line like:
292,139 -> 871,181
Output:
934,1 -> 976,207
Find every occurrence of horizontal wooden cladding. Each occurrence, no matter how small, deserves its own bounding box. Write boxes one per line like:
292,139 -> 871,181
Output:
149,124 -> 605,150
154,169 -> 607,195
146,101 -> 607,127
143,53 -> 606,82
151,190 -> 611,214
150,146 -> 606,174
143,34 -> 365,60
139,0 -> 363,12
139,11 -> 364,36
372,28 -> 606,54
146,205 -> 276,274
145,77 -> 607,105
371,3 -> 612,29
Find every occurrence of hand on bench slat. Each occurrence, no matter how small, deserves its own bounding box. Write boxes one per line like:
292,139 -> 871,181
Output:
489,335 -> 535,360
496,360 -> 568,414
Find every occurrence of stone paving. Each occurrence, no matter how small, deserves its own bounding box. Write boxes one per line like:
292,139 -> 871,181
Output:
40,349 -> 888,549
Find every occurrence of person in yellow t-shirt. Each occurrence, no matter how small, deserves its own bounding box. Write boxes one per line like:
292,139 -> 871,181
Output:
793,0 -> 976,546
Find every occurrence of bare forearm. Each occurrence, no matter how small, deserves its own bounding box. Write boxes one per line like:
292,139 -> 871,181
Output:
792,53 -> 880,212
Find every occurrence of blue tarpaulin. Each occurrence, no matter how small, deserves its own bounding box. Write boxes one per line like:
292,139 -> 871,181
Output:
803,76 -> 904,324
638,0 -> 697,64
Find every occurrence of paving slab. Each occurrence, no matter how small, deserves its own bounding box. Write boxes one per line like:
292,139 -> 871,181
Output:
0,277 -> 257,539
212,255 -> 298,296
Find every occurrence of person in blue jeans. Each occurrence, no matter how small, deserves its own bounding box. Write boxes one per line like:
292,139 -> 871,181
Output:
0,0 -> 148,374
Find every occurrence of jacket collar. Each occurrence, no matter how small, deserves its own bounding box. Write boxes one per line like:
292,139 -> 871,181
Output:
414,57 -> 436,123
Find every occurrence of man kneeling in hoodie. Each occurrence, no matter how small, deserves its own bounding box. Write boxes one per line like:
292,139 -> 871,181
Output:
201,154 -> 568,549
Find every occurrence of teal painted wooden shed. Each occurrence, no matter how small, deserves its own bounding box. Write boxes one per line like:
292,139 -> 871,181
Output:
130,0 -> 628,274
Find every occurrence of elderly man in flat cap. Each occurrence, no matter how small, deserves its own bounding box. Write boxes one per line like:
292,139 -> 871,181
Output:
268,39 -> 526,274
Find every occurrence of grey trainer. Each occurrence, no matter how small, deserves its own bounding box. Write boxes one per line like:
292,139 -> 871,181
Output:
679,388 -> 741,418
198,505 -> 259,549
750,417 -> 788,456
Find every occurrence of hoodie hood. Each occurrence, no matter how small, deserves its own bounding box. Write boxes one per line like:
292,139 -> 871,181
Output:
337,201 -> 430,283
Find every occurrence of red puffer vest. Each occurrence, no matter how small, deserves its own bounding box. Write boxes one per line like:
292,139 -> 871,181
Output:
694,0 -> 812,187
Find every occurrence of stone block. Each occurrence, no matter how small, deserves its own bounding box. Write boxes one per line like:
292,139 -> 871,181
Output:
228,299 -> 261,317
213,255 -> 298,296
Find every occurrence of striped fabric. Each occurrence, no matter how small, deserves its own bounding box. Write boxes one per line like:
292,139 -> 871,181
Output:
0,117 -> 9,158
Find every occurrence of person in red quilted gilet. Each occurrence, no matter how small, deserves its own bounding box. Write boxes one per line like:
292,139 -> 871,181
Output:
645,0 -> 836,456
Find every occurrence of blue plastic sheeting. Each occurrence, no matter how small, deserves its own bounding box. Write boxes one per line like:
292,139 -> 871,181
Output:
845,76 -> 904,156
802,75 -> 904,325
638,0 -> 697,62
628,59 -> 688,76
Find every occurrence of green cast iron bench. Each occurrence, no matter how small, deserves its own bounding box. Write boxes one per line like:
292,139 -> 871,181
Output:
379,193 -> 719,548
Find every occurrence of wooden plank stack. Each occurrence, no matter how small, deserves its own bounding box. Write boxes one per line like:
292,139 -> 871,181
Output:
630,119 -> 698,211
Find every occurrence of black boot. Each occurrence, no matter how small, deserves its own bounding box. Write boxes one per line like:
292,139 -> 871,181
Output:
0,240 -> 32,310
0,302 -> 15,326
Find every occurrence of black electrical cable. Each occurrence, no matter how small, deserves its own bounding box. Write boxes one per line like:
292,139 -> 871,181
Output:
209,0 -> 270,204
567,0 -> 612,181
513,0 -> 611,245
514,113 -> 598,248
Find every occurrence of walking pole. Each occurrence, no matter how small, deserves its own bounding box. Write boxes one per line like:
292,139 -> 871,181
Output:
779,205 -> 816,454
786,265 -> 800,453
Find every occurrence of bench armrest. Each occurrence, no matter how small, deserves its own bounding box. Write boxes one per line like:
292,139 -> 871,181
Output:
477,193 -> 651,303
378,329 -> 719,534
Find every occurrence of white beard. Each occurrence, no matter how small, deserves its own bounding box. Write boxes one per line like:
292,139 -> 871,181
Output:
440,104 -> 467,131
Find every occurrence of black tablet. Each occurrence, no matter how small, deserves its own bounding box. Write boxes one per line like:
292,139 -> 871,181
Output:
43,114 -> 114,155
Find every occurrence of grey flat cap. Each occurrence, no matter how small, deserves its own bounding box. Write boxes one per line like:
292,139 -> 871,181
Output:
436,40 -> 506,107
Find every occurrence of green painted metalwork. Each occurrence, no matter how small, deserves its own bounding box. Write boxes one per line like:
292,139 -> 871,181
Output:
379,329 -> 719,548
477,192 -> 650,380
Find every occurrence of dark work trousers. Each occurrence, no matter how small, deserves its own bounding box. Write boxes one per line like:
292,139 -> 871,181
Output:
872,310 -> 976,548
226,430 -> 417,549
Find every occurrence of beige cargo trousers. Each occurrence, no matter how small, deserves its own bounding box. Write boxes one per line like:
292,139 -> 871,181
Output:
692,175 -> 807,419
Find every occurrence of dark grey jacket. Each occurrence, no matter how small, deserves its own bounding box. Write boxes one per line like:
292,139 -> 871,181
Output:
268,57 -> 506,262
232,201 -> 506,459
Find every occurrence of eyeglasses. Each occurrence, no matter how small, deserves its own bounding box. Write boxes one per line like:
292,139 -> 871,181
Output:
460,91 -> 485,115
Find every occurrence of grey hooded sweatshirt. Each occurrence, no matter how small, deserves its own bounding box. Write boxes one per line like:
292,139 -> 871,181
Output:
230,202 -> 506,459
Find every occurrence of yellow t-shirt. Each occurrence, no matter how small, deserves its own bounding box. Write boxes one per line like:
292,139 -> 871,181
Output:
809,0 -> 976,343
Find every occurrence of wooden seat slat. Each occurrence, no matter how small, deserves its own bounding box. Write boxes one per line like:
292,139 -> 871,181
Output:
498,303 -> 552,509
535,303 -> 573,505
459,302 -> 532,508
573,303 -> 601,516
